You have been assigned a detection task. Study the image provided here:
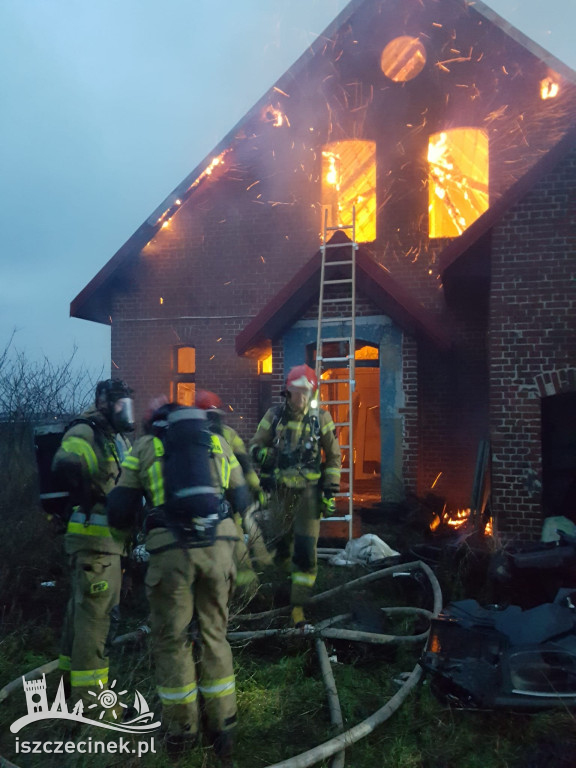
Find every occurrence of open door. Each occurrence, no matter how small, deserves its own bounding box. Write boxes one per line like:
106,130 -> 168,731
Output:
311,342 -> 381,504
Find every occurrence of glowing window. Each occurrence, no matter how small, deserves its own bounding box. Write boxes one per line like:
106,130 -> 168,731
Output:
177,346 -> 196,374
176,382 -> 195,407
380,37 -> 426,82
355,345 -> 379,360
173,346 -> 196,406
321,140 -> 376,243
258,353 -> 273,374
428,128 -> 489,239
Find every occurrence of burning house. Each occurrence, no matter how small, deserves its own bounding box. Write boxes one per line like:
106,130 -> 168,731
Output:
71,0 -> 576,540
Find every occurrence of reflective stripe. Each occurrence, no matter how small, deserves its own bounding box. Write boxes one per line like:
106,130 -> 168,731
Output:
174,486 -> 218,497
321,420 -> 336,434
59,655 -> 71,671
122,455 -> 140,471
210,435 -> 223,454
292,571 -> 317,587
324,468 -> 340,479
199,676 -> 235,699
71,669 -> 108,687
152,436 -> 165,458
157,683 -> 198,704
303,471 -> 321,480
287,421 -> 304,433
67,522 -> 112,537
69,510 -> 108,526
229,454 -> 240,470
258,417 -> 271,430
61,437 -> 98,476
148,462 -> 165,507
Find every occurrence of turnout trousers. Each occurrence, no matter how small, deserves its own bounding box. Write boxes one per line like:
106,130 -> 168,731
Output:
145,517 -> 237,738
59,550 -> 122,705
268,484 -> 321,606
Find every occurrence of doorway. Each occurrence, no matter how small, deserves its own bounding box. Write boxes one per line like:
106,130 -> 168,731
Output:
313,342 -> 381,503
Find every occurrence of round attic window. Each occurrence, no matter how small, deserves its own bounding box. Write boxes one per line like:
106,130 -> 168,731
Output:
380,36 -> 426,82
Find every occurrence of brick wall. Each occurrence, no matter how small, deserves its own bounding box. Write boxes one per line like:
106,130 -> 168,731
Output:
490,142 -> 576,539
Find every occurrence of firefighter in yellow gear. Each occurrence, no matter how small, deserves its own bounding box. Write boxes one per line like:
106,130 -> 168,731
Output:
249,364 -> 341,627
195,390 -> 274,595
51,379 -> 134,709
107,402 -> 248,765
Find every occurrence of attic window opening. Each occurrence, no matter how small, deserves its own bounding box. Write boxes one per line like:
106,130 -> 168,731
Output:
428,128 -> 489,239
172,345 -> 196,406
321,140 -> 376,243
380,36 -> 426,82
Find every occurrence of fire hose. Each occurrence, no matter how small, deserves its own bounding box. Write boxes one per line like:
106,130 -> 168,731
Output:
232,560 -> 443,768
0,561 -> 441,768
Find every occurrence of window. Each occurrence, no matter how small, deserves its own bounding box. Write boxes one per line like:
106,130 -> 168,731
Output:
321,140 -> 376,243
172,346 -> 196,406
380,36 -> 427,82
258,352 -> 273,374
428,128 -> 489,238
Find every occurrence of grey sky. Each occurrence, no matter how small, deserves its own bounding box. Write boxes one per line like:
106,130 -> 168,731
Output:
1,0 -> 574,375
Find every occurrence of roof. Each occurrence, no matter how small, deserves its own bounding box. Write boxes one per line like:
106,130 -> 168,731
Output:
235,232 -> 453,356
71,0 -> 576,324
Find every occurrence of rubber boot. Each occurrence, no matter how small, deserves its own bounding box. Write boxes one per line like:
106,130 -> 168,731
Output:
213,729 -> 235,768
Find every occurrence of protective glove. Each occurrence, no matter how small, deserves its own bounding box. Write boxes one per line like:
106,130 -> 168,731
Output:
250,445 -> 269,465
321,488 -> 336,517
256,488 -> 268,509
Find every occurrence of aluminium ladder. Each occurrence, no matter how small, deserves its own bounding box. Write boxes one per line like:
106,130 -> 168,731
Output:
315,206 -> 357,540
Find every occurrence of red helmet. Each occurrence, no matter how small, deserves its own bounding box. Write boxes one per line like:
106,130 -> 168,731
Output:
195,390 -> 224,412
286,364 -> 318,392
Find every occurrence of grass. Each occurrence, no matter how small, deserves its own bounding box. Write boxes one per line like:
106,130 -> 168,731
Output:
3,562 -> 576,768
2,451 -> 576,767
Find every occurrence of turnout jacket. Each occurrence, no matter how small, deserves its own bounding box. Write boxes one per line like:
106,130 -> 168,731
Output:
51,407 -> 130,555
108,431 -> 249,553
250,403 -> 341,491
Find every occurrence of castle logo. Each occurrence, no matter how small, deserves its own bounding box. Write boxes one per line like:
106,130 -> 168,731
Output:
10,674 -> 161,734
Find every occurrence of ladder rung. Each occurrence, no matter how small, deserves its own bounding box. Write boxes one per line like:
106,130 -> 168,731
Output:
337,444 -> 350,450
322,400 -> 350,405
320,337 -> 350,343
323,243 -> 355,251
320,317 -> 350,324
319,378 -> 352,384
318,356 -> 350,362
325,279 -> 353,285
334,494 -> 351,499
322,297 -> 352,304
339,467 -> 351,473
325,224 -> 354,231
323,259 -> 354,266
321,514 -> 352,522
334,422 -> 350,427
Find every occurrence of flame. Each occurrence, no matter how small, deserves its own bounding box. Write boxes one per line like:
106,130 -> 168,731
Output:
540,77 -> 560,100
263,105 -> 285,126
484,517 -> 493,536
323,151 -> 340,188
445,508 -> 470,528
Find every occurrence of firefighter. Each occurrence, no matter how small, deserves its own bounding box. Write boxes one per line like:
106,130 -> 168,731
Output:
107,401 -> 249,766
249,364 -> 341,628
195,389 -> 274,591
51,378 -> 134,711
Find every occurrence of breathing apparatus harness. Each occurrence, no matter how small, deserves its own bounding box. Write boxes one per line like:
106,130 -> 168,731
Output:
259,395 -> 322,488
145,407 -> 232,549
61,416 -> 124,526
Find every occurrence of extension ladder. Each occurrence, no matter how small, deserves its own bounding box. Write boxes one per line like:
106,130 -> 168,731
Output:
315,207 -> 357,540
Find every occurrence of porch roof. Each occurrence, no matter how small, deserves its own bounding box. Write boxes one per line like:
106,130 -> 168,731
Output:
236,233 -> 453,357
